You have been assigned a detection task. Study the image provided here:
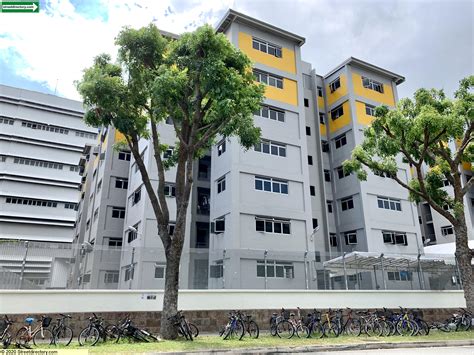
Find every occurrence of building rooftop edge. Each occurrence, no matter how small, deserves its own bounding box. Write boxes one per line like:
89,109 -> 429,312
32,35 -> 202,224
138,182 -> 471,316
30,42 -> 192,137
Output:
216,9 -> 306,46
324,57 -> 405,85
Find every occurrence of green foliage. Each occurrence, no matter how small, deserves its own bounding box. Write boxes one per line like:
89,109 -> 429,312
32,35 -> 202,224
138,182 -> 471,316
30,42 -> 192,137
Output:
344,76 -> 474,220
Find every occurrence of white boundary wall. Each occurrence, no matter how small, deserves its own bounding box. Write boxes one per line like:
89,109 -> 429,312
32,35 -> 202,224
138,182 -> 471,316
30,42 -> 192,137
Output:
0,290 -> 465,314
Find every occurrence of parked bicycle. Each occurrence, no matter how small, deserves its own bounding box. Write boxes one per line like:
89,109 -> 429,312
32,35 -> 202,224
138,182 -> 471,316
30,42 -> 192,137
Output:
16,315 -> 53,348
321,309 -> 340,338
431,308 -> 472,332
51,314 -> 73,346
168,311 -> 194,341
220,311 -> 244,340
236,311 -> 259,339
288,308 -> 308,338
1,315 -> 13,349
78,313 -> 109,346
337,308 -> 361,336
305,309 -> 324,339
113,315 -> 159,343
270,308 -> 294,339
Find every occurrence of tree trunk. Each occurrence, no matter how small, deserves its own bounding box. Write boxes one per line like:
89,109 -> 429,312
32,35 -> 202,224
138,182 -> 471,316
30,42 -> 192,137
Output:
453,218 -> 474,313
160,240 -> 183,339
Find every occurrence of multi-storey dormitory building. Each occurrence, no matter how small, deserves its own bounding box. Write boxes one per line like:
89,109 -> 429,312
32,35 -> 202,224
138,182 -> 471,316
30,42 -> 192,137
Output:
0,85 -> 98,288
69,126 -> 132,289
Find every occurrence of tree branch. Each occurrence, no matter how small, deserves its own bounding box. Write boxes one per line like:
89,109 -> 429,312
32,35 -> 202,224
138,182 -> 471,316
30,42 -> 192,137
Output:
150,122 -> 170,223
454,120 -> 474,166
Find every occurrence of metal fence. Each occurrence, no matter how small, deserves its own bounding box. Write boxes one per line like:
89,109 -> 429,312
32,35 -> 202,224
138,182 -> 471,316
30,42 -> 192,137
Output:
0,240 -> 463,292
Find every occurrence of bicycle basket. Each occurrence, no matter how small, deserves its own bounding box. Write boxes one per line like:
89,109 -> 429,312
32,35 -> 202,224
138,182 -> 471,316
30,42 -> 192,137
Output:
42,317 -> 52,327
282,310 -> 290,320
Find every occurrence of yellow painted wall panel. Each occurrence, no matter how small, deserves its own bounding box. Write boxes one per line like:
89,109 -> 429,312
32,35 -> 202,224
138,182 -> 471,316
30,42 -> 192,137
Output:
329,101 -> 351,133
317,96 -> 325,110
462,162 -> 472,171
355,100 -> 375,126
326,74 -> 348,106
320,123 -> 327,136
238,32 -> 296,74
264,78 -> 298,106
352,73 -> 395,106
114,131 -> 126,143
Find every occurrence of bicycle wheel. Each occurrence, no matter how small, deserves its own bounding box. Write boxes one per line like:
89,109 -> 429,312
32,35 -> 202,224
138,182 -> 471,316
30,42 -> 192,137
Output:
132,329 -> 150,343
365,322 -> 383,337
308,322 -> 323,338
346,319 -> 361,337
417,320 -> 429,336
276,320 -> 294,339
247,320 -> 259,339
182,322 -> 193,341
53,326 -> 73,346
270,323 -> 278,337
458,316 -> 472,331
396,320 -> 416,336
78,327 -> 100,346
296,324 -> 309,338
322,321 -> 339,338
188,323 -> 199,338
33,329 -> 53,346
15,327 -> 30,348
104,325 -> 121,342
3,332 -> 12,349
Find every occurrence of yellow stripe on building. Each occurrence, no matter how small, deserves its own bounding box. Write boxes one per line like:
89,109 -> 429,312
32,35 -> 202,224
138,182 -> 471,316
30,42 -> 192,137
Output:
264,78 -> 298,106
317,96 -> 325,110
115,130 -> 126,143
355,100 -> 375,125
238,32 -> 296,74
320,123 -> 327,136
328,101 -> 351,133
352,73 -> 395,106
326,74 -> 348,106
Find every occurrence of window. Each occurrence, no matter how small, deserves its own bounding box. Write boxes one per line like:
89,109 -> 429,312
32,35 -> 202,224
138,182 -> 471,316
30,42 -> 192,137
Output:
330,233 -> 337,247
253,70 -> 283,89
319,113 -> 325,125
115,178 -> 128,189
324,170 -> 331,182
441,225 -> 454,236
312,218 -> 318,229
362,76 -> 384,93
334,133 -> 347,149
374,170 -> 394,178
111,207 -> 125,219
306,126 -> 311,136
154,264 -> 166,279
97,179 -> 102,192
388,271 -> 412,281
127,223 -> 139,243
383,231 -> 408,245
344,231 -> 358,245
322,141 -> 330,153
0,155 -> 6,162
70,165 -> 80,172
217,176 -> 226,193
308,155 -> 313,165
168,224 -> 175,236
165,116 -> 173,125
214,218 -> 225,233
341,196 -> 354,211
257,260 -> 294,278
337,166 -> 350,179
377,196 -> 402,211
22,120 -> 69,134
104,271 -> 119,284
0,117 -> 14,125
5,197 -> 57,208
310,186 -> 316,196
255,176 -> 289,194
217,140 -> 226,156
365,103 -> 376,116
75,131 -> 97,139
317,86 -> 323,97
304,98 -> 309,107
64,202 -> 78,210
13,156 -> 63,170
252,37 -> 282,57
163,147 -> 174,159
118,151 -> 131,161
330,104 -> 344,120
164,184 -> 176,197
132,187 -> 141,205
255,140 -> 286,157
210,260 -> 224,278
327,200 -> 333,213
442,179 -> 451,187
124,267 -> 134,281
255,216 -> 291,234
254,105 -> 285,122
107,238 -> 122,248
329,77 -> 341,93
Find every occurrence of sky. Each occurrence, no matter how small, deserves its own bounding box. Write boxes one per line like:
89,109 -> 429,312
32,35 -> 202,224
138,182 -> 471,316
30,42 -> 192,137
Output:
0,0 -> 472,101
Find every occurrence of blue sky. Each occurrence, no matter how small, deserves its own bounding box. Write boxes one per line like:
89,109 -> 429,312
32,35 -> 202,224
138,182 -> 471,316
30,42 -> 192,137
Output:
1,0 -> 472,101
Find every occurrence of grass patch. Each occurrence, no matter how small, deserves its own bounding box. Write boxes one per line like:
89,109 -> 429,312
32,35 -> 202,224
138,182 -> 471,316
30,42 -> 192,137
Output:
27,330 -> 474,353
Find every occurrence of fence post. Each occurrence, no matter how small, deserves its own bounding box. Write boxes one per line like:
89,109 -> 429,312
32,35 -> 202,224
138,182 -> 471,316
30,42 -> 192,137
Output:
380,253 -> 387,290
129,247 -> 135,290
342,252 -> 348,290
19,241 -> 30,289
304,250 -> 309,290
417,253 -> 425,290
264,250 -> 268,290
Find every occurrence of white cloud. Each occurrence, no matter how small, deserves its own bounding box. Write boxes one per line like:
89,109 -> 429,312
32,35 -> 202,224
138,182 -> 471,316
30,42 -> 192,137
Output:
0,0 -> 234,100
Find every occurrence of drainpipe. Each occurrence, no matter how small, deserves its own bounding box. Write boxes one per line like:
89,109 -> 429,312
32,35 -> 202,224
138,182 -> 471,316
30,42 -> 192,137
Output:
264,250 -> 268,290
342,252 -> 348,290
304,250 -> 309,290
380,253 -> 387,290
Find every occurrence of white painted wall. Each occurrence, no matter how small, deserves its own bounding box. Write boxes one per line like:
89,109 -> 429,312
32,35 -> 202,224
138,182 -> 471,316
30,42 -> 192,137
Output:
0,290 -> 465,314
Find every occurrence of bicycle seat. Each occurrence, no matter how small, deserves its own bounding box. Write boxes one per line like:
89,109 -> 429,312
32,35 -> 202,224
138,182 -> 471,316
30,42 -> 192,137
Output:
25,317 -> 34,324
289,313 -> 295,317
272,313 -> 278,316
246,315 -> 252,320
60,314 -> 71,318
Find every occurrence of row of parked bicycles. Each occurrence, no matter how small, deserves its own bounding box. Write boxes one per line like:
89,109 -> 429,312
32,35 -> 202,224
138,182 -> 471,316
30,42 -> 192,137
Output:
0,313 -> 160,348
267,307 -> 473,339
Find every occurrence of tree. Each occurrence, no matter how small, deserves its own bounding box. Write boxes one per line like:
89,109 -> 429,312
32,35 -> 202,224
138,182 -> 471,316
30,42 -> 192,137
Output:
76,24 -> 264,338
344,76 -> 474,311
